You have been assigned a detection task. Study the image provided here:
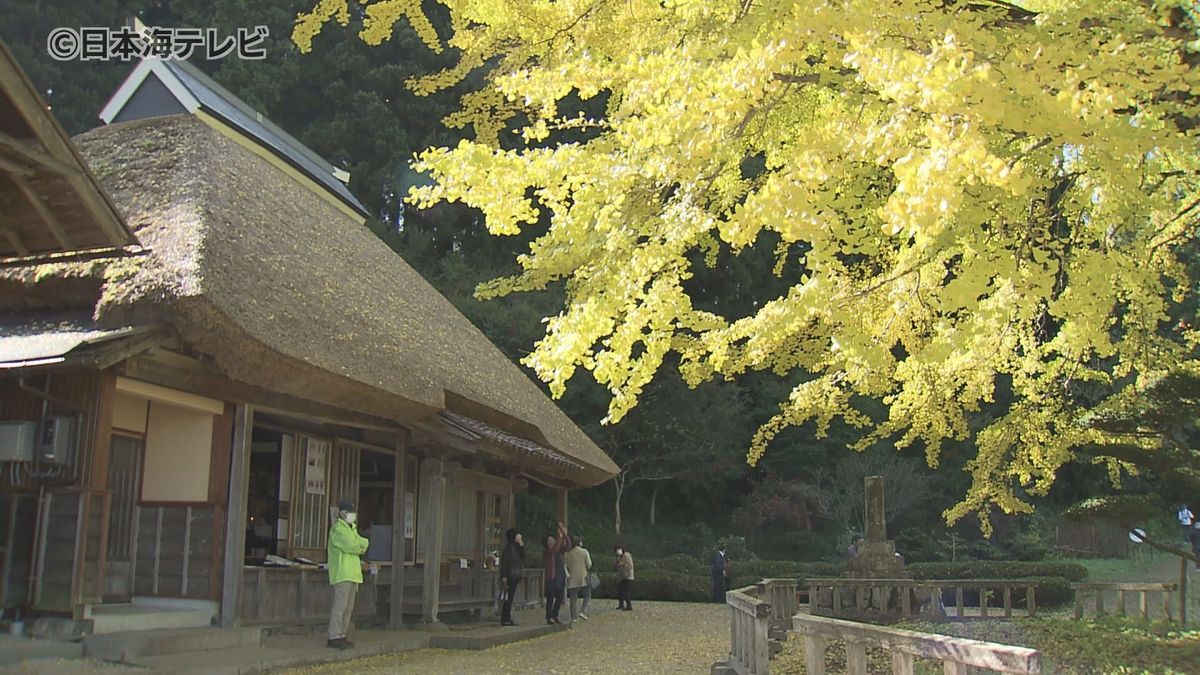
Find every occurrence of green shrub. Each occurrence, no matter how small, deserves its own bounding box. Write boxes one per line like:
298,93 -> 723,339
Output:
730,560 -> 843,580
591,570 -> 711,602
640,553 -> 707,576
908,560 -> 1087,582
717,535 -> 754,561
1022,576 -> 1072,607
929,576 -> 1072,609
747,529 -> 843,561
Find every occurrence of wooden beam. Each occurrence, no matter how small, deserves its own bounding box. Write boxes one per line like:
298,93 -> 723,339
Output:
220,403 -> 254,627
390,429 -> 409,629
556,488 -> 569,528
0,226 -> 28,256
12,173 -> 71,249
0,43 -> 132,248
88,370 -> 116,489
0,131 -> 82,178
208,404 -> 235,504
0,154 -> 34,177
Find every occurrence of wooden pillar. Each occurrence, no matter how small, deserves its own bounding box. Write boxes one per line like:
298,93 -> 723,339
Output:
389,430 -> 409,629
220,404 -> 253,628
556,487 -> 568,528
88,370 -> 116,489
421,457 -> 446,624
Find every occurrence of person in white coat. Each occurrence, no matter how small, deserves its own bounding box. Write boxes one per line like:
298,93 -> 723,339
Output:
564,536 -> 593,622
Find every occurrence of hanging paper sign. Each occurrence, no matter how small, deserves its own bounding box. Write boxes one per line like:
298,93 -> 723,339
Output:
305,443 -> 326,495
404,492 -> 415,539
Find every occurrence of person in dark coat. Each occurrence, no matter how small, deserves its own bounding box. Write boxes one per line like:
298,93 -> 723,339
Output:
711,547 -> 729,603
542,521 -> 572,624
499,528 -> 525,626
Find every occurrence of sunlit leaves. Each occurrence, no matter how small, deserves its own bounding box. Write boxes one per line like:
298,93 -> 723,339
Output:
296,0 -> 1200,531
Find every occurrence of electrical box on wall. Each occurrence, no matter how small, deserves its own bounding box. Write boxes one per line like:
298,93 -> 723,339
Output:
0,422 -> 36,461
40,415 -> 77,465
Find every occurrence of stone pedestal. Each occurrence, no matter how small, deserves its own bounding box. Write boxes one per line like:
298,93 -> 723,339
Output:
847,538 -> 909,577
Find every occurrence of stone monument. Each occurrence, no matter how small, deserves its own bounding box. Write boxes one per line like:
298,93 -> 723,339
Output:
847,475 -> 909,577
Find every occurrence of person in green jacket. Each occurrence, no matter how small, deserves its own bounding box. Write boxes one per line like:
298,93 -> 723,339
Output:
327,499 -> 369,649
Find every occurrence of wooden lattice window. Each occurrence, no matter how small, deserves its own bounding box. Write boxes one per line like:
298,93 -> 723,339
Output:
290,435 -> 331,553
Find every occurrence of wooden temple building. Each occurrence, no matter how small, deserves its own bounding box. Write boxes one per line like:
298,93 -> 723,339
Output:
0,41 -> 617,635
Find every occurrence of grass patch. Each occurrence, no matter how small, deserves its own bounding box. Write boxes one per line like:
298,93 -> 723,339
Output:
899,616 -> 1200,674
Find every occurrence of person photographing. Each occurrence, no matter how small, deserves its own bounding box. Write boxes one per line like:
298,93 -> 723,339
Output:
327,499 -> 369,649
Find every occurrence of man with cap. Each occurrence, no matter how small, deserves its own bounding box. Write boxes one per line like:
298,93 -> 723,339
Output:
327,499 -> 369,649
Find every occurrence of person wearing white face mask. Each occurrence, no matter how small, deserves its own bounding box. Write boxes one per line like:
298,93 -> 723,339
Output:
614,545 -> 634,611
327,499 -> 369,649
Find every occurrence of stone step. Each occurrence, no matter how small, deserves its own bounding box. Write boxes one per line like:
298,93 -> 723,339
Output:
84,625 -> 262,661
128,630 -> 429,675
428,621 -> 565,650
88,603 -> 216,635
0,635 -> 83,666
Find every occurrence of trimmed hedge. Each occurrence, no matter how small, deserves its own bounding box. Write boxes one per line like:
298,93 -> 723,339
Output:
908,560 -> 1087,582
591,570 -> 711,602
729,561 -> 843,590
638,553 -> 708,576
586,559 -> 1074,607
929,576 -> 1072,609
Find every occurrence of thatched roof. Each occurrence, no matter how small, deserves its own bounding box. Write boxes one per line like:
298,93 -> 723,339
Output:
99,58 -> 369,219
66,114 -> 615,486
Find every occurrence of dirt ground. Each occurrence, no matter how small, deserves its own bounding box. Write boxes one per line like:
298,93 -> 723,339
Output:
285,601 -> 730,674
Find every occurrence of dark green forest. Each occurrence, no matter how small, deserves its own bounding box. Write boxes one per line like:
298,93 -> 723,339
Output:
4,0 -> 1185,565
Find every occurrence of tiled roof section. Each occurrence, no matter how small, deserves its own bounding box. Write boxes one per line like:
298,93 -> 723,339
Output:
0,309 -> 145,367
442,411 -> 587,473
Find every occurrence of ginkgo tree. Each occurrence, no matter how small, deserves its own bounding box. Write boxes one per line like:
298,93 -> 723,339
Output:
295,0 -> 1200,531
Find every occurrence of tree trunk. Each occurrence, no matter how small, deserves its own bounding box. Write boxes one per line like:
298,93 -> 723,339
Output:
649,484 -> 659,526
613,477 -> 624,536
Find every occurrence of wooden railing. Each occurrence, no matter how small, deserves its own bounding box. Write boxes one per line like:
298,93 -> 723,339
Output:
759,578 -> 798,623
1071,582 -> 1178,621
239,566 -> 378,625
721,578 -> 797,675
726,583 -> 772,675
806,578 -> 1038,620
517,567 -> 545,609
793,613 -> 1042,675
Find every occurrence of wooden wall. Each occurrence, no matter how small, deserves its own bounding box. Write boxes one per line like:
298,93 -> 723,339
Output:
133,504 -> 221,600
237,567 -> 377,625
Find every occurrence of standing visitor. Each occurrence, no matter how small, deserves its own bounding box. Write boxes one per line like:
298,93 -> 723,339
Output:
565,536 -> 593,622
615,545 -> 635,611
711,547 -> 729,603
499,527 -> 525,626
327,500 -> 369,650
1179,504 -> 1195,542
543,521 -> 572,625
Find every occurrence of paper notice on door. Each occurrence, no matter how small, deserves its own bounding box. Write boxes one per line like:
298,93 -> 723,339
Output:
404,492 -> 415,539
304,443 -> 326,495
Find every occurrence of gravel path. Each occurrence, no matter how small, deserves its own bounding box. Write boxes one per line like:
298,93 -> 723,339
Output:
286,601 -> 730,674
